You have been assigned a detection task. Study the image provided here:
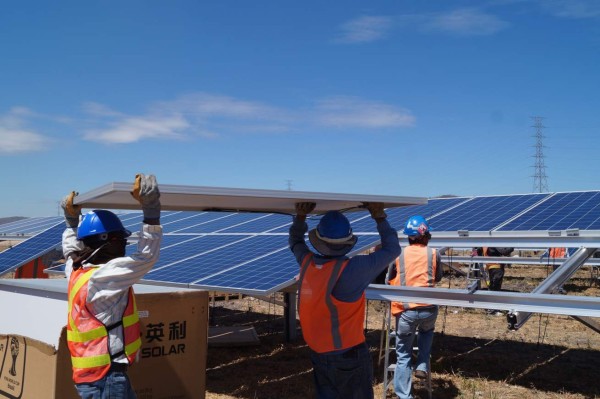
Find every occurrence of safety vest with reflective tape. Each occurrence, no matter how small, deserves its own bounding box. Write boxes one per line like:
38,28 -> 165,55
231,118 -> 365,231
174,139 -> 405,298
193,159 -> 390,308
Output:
67,267 -> 141,383
389,245 -> 437,316
297,254 -> 366,353
549,248 -> 566,258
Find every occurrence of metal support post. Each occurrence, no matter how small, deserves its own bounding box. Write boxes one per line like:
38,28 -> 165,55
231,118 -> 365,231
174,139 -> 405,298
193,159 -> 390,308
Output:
283,291 -> 297,342
507,247 -> 597,330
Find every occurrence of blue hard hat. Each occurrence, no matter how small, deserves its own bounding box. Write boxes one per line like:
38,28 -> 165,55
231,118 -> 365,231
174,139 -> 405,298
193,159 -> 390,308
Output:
77,210 -> 131,241
403,215 -> 430,237
308,211 -> 358,256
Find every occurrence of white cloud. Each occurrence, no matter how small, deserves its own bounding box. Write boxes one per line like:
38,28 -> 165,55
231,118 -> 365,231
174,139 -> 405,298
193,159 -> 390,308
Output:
0,128 -> 48,153
82,102 -> 124,118
166,93 -> 292,122
315,97 -> 415,129
83,93 -> 295,144
82,93 -> 416,143
335,16 -> 393,44
84,114 -> 189,144
0,108 -> 49,153
422,8 -> 509,35
539,0 -> 600,18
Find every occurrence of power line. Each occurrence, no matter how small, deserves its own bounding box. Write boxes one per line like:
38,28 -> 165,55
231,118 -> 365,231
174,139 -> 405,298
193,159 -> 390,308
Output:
531,116 -> 549,193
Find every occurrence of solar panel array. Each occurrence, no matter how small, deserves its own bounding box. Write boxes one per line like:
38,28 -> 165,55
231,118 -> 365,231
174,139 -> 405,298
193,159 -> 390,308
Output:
1,190 -> 600,294
0,222 -> 64,276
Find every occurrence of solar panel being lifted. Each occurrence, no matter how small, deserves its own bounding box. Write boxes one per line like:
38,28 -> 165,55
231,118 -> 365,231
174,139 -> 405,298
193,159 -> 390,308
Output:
73,182 -> 427,214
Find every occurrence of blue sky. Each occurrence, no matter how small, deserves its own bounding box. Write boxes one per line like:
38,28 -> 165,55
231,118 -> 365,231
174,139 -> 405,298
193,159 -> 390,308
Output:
1,0 -> 599,217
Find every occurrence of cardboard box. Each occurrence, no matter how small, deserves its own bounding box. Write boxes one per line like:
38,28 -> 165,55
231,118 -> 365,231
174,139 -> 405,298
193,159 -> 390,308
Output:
0,283 -> 208,399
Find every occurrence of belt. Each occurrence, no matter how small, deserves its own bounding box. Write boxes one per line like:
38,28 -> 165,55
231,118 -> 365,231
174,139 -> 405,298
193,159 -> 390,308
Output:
110,362 -> 128,373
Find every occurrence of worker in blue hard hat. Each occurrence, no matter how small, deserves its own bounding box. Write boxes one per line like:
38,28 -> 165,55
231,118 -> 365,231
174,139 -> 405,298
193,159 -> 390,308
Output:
289,202 -> 401,399
388,215 -> 442,399
61,174 -> 162,398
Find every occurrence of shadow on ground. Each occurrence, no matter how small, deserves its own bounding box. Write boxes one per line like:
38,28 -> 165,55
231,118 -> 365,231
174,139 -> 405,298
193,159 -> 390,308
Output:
206,306 -> 599,398
429,332 -> 600,398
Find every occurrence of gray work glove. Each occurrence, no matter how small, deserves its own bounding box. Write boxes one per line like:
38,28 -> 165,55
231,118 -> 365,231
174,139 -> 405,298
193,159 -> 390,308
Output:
131,174 -> 161,222
60,191 -> 82,228
295,202 -> 316,216
363,202 -> 387,219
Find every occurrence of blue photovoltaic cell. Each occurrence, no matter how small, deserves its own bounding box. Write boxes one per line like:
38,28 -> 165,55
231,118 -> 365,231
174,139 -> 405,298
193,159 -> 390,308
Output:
0,222 -> 64,276
499,191 -> 600,231
195,248 -> 296,291
429,194 -> 548,232
268,214 -> 323,234
350,197 -> 470,232
148,235 -> 242,269
220,213 -> 292,233
144,235 -> 289,284
0,216 -> 63,236
166,212 -> 266,233
161,211 -> 234,233
197,233 -> 385,292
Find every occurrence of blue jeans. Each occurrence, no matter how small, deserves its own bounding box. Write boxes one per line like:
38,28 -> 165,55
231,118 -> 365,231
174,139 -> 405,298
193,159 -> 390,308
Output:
309,342 -> 374,399
393,307 -> 438,399
75,370 -> 136,399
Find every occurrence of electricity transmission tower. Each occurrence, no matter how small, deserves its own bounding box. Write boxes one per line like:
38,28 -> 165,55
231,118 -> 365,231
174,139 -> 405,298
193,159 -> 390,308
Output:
531,116 -> 549,193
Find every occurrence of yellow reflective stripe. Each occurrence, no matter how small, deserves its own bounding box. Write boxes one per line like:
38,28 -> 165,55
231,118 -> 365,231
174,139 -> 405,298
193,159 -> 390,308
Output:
122,291 -> 139,327
67,268 -> 99,333
67,326 -> 106,342
122,312 -> 139,328
69,269 -> 95,306
71,353 -> 111,369
125,337 -> 142,356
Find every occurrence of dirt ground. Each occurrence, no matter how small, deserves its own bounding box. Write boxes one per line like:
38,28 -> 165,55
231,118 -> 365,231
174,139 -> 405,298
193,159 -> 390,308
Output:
205,263 -> 600,399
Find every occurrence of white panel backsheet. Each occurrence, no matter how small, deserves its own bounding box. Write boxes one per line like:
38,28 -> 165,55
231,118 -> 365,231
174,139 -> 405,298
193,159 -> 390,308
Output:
74,182 -> 427,214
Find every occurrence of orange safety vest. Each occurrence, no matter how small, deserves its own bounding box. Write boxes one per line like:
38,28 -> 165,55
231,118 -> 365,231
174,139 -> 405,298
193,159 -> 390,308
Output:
296,254 -> 366,353
482,247 -> 502,270
549,248 -> 566,258
389,245 -> 437,316
67,267 -> 141,383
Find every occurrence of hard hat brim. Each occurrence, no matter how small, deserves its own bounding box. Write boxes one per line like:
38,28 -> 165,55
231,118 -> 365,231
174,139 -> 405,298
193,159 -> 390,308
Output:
308,228 -> 357,257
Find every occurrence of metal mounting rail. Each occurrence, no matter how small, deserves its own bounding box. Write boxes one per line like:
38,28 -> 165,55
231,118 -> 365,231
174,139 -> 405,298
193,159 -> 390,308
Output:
441,255 -> 600,266
365,284 -> 600,318
428,230 -> 600,249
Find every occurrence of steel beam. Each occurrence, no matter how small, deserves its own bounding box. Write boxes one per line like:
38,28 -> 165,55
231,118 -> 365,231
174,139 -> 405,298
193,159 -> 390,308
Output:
441,255 -> 600,266
507,247 -> 597,329
428,230 -> 600,249
365,284 -> 600,318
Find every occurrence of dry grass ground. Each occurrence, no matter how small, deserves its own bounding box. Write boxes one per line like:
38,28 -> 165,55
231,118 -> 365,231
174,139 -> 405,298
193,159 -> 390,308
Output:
205,263 -> 600,399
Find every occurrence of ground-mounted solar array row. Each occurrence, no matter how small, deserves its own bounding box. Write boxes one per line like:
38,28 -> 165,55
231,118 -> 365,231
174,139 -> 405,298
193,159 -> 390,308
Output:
1,190 -> 600,293
0,223 -> 64,276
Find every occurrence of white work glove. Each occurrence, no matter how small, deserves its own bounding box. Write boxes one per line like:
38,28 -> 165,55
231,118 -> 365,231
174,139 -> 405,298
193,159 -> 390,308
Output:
60,191 -> 82,228
131,174 -> 161,222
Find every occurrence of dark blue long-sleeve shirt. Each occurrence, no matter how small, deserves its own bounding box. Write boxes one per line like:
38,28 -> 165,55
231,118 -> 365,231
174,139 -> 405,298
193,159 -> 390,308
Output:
289,216 -> 401,302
